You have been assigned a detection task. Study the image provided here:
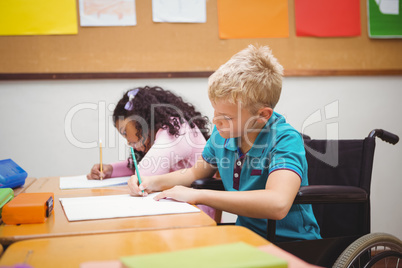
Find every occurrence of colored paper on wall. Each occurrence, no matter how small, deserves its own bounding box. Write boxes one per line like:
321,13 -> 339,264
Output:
295,0 -> 361,37
79,0 -> 137,27
368,0 -> 402,38
217,0 -> 289,39
0,0 -> 78,36
152,0 -> 206,23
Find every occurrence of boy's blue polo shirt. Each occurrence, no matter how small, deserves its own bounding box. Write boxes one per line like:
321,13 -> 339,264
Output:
202,111 -> 321,241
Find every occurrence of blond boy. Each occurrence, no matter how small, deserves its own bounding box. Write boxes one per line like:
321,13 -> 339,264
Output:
128,45 -> 321,241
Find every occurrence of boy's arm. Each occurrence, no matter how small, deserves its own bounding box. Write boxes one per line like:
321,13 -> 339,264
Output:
155,169 -> 300,220
128,156 -> 217,196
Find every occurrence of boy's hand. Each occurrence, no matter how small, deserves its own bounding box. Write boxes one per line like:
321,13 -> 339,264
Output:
87,164 -> 113,180
154,186 -> 198,205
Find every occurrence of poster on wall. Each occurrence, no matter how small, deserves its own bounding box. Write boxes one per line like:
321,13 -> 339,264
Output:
79,0 -> 137,27
152,0 -> 207,23
217,0 -> 289,39
368,0 -> 402,38
295,0 -> 361,37
0,0 -> 77,35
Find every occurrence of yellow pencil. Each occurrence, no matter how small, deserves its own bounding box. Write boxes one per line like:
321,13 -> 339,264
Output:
99,139 -> 103,180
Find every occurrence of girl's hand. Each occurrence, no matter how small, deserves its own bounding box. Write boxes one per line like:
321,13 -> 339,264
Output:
128,174 -> 157,196
154,186 -> 198,204
87,164 -> 113,180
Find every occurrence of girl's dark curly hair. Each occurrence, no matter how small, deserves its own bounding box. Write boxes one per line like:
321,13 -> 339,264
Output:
113,86 -> 210,168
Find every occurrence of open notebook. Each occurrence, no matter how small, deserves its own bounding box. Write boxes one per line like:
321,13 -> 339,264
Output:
59,175 -> 130,190
59,193 -> 200,221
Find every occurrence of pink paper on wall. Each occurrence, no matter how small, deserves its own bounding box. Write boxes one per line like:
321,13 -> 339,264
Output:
295,0 -> 360,37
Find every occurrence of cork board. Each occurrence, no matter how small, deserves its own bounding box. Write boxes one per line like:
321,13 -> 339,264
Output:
0,0 -> 401,78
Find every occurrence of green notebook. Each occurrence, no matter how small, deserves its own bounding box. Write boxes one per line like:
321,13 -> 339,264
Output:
0,188 -> 14,216
120,242 -> 287,268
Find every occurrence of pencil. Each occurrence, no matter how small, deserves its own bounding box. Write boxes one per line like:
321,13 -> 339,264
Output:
99,139 -> 103,181
130,147 -> 143,194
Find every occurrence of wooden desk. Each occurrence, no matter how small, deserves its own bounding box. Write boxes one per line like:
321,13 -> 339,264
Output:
12,177 -> 36,196
0,226 -> 267,267
24,176 -> 129,195
26,177 -> 223,223
0,226 -> 319,268
0,178 -> 216,246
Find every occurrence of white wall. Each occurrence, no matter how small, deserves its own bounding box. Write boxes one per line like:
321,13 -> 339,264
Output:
0,76 -> 401,239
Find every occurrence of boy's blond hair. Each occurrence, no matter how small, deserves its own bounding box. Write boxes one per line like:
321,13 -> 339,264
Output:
208,45 -> 283,113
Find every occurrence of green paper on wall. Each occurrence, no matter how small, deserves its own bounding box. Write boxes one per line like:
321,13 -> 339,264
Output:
120,242 -> 287,268
368,0 -> 402,38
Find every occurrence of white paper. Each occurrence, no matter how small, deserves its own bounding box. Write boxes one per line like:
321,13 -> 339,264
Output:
60,175 -> 130,190
59,193 -> 200,221
152,0 -> 206,23
79,0 -> 137,27
375,0 -> 399,15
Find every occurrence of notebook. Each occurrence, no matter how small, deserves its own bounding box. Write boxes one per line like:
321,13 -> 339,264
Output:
59,192 -> 200,221
120,242 -> 287,268
59,175 -> 130,190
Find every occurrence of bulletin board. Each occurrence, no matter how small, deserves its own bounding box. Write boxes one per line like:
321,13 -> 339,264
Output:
0,0 -> 401,79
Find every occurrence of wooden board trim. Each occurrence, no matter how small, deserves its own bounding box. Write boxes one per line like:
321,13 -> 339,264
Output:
0,70 -> 401,80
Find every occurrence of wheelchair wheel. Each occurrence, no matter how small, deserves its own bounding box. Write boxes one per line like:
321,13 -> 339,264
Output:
333,232 -> 402,268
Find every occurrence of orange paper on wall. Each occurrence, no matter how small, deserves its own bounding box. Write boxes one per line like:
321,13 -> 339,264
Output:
217,0 -> 289,39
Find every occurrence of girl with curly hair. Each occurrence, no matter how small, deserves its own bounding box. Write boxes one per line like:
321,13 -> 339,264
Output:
87,86 -> 210,180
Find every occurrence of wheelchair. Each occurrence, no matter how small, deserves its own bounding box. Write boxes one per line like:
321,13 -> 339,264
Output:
192,129 -> 402,268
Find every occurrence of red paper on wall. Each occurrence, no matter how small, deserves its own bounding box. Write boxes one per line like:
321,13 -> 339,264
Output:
295,0 -> 361,37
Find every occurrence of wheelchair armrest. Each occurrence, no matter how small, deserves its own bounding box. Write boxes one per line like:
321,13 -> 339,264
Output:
268,185 -> 368,242
294,185 -> 368,204
191,180 -> 368,203
191,178 -> 225,191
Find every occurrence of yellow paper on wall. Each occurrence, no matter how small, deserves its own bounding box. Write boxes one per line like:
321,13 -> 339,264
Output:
0,0 -> 78,36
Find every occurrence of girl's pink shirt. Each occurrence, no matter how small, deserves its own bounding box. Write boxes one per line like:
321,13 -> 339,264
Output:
110,122 -> 206,177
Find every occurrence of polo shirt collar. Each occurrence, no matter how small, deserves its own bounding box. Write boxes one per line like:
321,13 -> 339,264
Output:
224,137 -> 238,152
250,112 -> 282,156
223,112 -> 280,157
247,119 -> 271,157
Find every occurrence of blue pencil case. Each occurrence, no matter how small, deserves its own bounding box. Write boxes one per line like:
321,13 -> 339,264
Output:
0,159 -> 28,189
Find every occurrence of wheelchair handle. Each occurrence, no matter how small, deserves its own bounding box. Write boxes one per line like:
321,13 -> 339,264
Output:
369,129 -> 399,145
